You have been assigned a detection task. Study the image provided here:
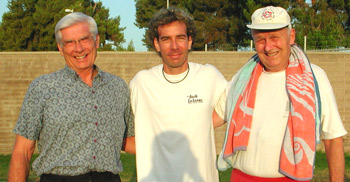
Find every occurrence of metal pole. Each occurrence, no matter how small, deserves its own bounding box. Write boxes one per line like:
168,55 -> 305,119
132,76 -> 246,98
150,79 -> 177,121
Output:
304,35 -> 307,51
250,40 -> 253,52
167,0 -> 169,8
65,9 -> 74,13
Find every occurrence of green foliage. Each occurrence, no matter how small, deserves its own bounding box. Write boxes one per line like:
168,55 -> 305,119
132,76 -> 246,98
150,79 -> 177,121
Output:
116,40 -> 135,51
0,0 -> 125,51
135,0 -> 350,51
290,0 -> 349,50
135,0 -> 292,51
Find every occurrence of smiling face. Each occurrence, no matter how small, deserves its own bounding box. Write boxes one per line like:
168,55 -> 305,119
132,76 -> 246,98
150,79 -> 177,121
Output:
57,22 -> 99,73
154,21 -> 192,75
252,27 -> 295,72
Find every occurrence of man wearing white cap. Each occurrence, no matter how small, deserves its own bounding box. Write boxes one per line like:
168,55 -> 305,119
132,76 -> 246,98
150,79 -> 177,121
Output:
214,6 -> 347,182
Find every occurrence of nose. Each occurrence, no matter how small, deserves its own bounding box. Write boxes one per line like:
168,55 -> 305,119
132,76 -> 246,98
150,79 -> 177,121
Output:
170,39 -> 179,50
264,39 -> 274,52
74,40 -> 84,52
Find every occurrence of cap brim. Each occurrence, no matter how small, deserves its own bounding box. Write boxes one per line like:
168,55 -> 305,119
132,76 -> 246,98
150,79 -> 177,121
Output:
247,23 -> 289,30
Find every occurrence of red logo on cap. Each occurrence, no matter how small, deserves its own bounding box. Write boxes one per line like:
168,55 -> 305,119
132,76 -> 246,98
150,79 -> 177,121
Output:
261,9 -> 274,20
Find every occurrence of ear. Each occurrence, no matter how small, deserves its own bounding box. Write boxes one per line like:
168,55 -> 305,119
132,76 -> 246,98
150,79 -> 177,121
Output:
57,43 -> 64,56
154,38 -> 160,52
289,29 -> 296,45
95,35 -> 100,48
188,36 -> 193,50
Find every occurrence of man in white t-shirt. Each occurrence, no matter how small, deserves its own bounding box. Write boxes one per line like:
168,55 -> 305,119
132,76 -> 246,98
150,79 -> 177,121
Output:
129,7 -> 227,182
214,6 -> 347,182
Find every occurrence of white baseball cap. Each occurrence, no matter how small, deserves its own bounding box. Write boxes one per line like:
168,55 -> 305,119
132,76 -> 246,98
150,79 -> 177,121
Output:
246,6 -> 291,30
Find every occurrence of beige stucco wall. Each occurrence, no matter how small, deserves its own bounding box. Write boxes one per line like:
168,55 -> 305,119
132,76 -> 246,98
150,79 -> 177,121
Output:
0,51 -> 349,154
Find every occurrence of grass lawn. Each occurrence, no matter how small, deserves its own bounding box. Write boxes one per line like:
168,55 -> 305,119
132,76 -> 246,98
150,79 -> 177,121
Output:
0,152 -> 349,182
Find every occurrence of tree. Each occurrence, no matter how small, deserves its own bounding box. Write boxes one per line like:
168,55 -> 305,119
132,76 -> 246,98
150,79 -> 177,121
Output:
290,0 -> 348,50
0,0 -> 38,51
117,40 -> 135,51
135,0 -> 290,51
126,40 -> 136,51
0,0 -> 125,51
341,0 -> 350,47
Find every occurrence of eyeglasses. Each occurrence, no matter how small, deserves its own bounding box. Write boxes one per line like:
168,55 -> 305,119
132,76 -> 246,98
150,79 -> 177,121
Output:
62,36 -> 94,48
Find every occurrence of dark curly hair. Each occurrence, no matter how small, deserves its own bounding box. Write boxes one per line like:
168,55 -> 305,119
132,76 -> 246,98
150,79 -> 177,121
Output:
147,7 -> 197,49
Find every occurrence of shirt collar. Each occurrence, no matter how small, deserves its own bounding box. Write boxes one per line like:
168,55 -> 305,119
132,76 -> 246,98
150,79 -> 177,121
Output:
63,65 -> 104,82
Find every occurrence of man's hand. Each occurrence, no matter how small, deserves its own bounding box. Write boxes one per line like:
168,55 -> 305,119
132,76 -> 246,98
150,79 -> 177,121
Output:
123,136 -> 136,154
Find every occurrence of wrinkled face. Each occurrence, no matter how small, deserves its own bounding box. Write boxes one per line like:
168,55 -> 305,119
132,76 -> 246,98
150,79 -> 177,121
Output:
57,22 -> 99,73
154,21 -> 192,74
252,27 -> 295,72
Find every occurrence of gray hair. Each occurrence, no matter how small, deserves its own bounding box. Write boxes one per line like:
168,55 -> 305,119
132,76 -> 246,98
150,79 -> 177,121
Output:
55,12 -> 98,45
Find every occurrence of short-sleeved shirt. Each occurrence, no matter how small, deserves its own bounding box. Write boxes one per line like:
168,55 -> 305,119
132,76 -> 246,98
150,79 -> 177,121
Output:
130,63 -> 227,182
14,65 -> 134,176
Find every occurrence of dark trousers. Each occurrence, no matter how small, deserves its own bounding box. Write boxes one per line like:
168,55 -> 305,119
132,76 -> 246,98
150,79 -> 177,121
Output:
40,172 -> 121,182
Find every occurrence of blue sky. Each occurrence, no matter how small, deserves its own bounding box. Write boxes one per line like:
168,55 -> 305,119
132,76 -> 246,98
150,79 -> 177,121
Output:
0,0 -> 147,51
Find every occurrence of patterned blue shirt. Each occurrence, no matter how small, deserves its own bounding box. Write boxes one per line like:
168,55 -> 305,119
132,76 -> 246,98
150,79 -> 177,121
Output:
14,65 -> 134,176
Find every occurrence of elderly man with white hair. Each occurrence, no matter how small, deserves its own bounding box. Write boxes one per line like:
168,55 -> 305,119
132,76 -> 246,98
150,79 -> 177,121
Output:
8,12 -> 135,182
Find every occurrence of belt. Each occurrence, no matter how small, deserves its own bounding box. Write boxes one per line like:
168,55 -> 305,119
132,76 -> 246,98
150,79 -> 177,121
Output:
40,171 -> 121,182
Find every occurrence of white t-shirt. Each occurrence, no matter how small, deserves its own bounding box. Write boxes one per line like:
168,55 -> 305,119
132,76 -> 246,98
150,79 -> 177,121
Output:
130,62 -> 227,182
215,64 -> 347,177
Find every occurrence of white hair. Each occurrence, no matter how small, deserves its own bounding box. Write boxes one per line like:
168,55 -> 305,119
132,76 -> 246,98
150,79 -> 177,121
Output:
55,12 -> 98,45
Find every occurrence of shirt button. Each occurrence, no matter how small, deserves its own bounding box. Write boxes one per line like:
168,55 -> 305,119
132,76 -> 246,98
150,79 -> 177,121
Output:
94,106 -> 98,109
95,122 -> 98,126
94,139 -> 97,143
93,156 -> 96,159
92,91 -> 95,94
